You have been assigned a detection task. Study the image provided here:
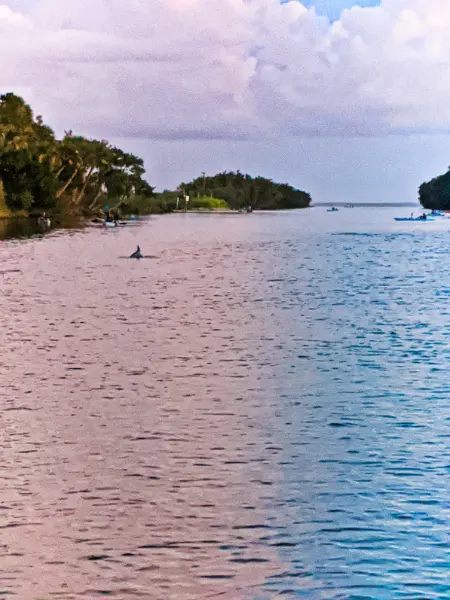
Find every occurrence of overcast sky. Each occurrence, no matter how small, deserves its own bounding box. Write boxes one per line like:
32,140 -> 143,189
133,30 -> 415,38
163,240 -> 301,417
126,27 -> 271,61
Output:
1,0 -> 450,202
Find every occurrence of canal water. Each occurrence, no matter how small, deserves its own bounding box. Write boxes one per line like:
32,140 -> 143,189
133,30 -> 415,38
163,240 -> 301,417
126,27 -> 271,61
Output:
0,208 -> 449,599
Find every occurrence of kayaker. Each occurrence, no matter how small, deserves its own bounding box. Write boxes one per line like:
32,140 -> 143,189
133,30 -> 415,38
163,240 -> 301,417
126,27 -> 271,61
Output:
38,212 -> 50,226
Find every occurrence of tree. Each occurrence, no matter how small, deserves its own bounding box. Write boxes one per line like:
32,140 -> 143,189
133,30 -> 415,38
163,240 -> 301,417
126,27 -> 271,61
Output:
0,93 -> 154,216
419,168 -> 450,210
178,171 -> 311,210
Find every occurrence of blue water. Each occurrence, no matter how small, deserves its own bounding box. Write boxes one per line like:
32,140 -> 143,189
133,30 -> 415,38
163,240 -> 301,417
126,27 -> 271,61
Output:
184,207 -> 450,598
2,206 -> 450,599
253,209 -> 450,598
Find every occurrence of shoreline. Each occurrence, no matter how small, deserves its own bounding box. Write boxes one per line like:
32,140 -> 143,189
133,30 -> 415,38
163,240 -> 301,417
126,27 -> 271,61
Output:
173,209 -> 247,215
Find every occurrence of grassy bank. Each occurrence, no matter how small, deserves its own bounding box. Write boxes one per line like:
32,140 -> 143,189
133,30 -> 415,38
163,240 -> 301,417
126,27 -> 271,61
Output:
117,193 -> 229,216
187,196 -> 229,210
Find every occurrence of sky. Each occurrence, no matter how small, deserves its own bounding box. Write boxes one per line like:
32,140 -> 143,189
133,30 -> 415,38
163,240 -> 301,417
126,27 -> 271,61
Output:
1,0 -> 450,203
303,0 -> 380,20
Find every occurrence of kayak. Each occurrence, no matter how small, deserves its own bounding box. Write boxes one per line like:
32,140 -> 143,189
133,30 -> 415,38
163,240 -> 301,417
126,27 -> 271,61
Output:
103,221 -> 127,228
430,212 -> 446,217
327,208 -> 339,212
394,217 -> 435,222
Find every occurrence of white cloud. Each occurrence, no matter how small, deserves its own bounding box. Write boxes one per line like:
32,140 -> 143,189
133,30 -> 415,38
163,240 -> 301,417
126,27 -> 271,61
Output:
0,0 -> 450,140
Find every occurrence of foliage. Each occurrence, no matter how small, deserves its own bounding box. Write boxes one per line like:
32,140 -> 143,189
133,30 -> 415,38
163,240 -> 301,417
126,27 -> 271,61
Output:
189,196 -> 229,209
118,194 -> 174,215
0,94 -> 311,219
0,178 -> 9,217
0,93 -> 154,216
155,190 -> 179,212
124,193 -> 229,215
179,171 -> 311,210
118,192 -> 228,215
419,168 -> 450,210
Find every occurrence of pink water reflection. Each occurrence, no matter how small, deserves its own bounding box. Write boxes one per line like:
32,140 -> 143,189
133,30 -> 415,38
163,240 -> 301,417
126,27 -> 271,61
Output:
0,217 -> 288,599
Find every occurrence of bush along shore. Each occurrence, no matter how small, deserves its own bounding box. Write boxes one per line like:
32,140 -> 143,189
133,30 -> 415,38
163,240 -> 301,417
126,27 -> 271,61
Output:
419,166 -> 450,210
0,93 -> 311,221
157,172 -> 311,213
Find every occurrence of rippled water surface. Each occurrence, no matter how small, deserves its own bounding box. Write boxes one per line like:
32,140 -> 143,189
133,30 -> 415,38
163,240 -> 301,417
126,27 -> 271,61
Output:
1,208 -> 450,599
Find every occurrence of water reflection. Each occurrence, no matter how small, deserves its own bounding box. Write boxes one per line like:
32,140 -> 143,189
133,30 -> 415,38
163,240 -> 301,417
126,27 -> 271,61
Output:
0,216 -> 83,241
2,210 -> 450,599
0,218 -> 287,599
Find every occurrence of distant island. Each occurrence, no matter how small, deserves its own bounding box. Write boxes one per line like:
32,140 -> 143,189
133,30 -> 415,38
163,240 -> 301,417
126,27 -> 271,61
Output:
0,93 -> 311,220
419,167 -> 450,210
156,173 -> 311,213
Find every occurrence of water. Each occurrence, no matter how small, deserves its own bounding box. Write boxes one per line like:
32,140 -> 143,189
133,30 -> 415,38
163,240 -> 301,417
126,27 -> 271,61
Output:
1,208 -> 450,599
0,216 -> 83,241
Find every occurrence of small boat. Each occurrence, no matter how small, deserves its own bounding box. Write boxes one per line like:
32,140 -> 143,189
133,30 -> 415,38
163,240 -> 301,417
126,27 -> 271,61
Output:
430,210 -> 445,217
327,207 -> 339,212
103,220 -> 127,228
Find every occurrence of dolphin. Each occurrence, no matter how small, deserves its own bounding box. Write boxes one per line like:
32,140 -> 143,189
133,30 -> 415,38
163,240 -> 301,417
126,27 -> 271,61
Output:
130,245 -> 143,259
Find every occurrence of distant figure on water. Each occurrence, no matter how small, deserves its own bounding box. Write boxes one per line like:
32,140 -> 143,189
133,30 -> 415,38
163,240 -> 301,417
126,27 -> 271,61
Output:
38,211 -> 51,227
130,245 -> 143,259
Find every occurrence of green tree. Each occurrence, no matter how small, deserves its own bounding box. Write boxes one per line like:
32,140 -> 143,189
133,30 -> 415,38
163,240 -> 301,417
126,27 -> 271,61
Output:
0,93 -> 154,217
178,171 -> 311,210
419,168 -> 450,210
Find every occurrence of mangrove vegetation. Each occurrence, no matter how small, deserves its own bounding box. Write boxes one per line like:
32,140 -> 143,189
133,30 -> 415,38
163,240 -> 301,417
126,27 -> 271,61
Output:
0,93 -> 311,218
176,172 -> 311,211
0,93 -> 153,218
419,167 -> 450,210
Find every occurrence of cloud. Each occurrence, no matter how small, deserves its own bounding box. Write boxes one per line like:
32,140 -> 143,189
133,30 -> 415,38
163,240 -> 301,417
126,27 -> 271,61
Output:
0,0 -> 449,140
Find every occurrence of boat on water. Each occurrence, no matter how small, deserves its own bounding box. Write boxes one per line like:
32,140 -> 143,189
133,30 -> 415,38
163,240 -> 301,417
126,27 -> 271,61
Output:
430,210 -> 446,217
327,207 -> 339,212
37,211 -> 51,227
103,221 -> 127,228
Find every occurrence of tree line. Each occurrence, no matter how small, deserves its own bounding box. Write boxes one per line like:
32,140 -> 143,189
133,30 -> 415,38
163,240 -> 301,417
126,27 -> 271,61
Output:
0,93 -> 153,217
0,93 -> 311,217
176,171 -> 311,210
419,167 -> 450,210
